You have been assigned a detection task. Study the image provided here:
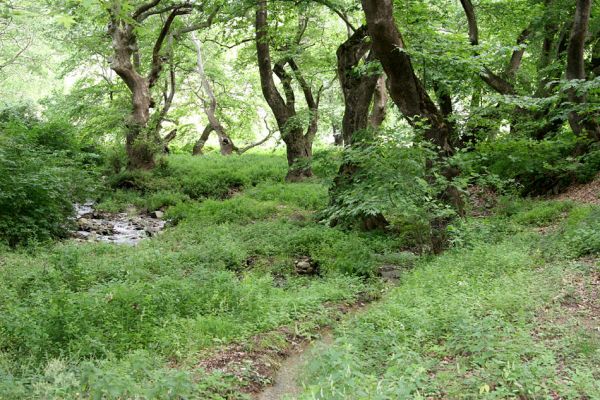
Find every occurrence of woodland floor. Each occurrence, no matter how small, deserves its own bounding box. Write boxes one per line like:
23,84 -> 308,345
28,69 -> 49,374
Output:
0,155 -> 598,399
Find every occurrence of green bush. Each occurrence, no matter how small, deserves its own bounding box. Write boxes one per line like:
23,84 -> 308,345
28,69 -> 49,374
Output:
559,207 -> 600,257
0,139 -> 75,246
469,134 -> 599,195
322,135 -> 461,251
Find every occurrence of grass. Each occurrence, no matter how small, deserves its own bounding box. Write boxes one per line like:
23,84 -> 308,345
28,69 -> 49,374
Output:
296,201 -> 600,399
0,153 -> 391,399
0,153 -> 598,399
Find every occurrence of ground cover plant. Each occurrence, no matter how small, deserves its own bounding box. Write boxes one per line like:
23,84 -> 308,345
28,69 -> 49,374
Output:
1,0 -> 599,398
297,200 -> 600,399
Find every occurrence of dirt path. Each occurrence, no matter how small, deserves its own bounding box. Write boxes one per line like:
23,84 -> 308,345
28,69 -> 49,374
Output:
256,330 -> 333,400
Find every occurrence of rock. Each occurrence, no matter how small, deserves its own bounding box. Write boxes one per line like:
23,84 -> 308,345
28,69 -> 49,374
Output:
72,202 -> 164,245
145,226 -> 161,236
378,264 -> 402,281
78,218 -> 91,229
294,256 -> 318,275
151,210 -> 164,219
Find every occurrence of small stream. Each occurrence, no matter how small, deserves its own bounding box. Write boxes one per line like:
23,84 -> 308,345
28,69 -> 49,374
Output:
72,202 -> 166,245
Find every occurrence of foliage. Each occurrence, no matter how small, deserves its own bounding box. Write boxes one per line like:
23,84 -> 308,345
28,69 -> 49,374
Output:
297,202 -> 600,399
467,134 -> 600,194
322,130 -> 464,250
0,154 -> 393,397
0,111 -> 100,246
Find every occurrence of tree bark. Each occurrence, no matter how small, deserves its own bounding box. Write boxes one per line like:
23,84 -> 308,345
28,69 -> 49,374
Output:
330,25 -> 387,230
108,4 -> 191,169
109,20 -> 154,169
255,0 -> 314,181
460,0 -> 479,46
191,31 -> 236,156
362,0 -> 463,251
193,124 -> 214,156
107,3 -> 218,168
369,75 -> 388,128
566,0 -> 600,143
362,0 -> 454,155
337,25 -> 380,144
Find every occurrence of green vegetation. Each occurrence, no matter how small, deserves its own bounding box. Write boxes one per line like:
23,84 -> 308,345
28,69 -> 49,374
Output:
0,0 -> 599,398
298,201 -> 600,399
0,155 -> 387,398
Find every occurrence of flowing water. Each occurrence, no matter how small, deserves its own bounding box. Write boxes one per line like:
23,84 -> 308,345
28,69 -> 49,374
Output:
72,202 -> 165,245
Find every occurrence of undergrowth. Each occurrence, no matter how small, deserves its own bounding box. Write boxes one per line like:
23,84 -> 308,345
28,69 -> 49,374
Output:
297,200 -> 600,399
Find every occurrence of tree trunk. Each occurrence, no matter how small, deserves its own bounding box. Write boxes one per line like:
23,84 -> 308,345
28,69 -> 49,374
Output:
333,122 -> 344,146
109,22 -> 156,170
362,0 -> 463,251
330,25 -> 387,230
566,0 -> 600,144
193,124 -> 214,155
191,31 -> 237,156
108,4 -> 192,170
337,25 -> 380,144
369,75 -> 388,128
362,0 -> 454,155
255,0 -> 313,181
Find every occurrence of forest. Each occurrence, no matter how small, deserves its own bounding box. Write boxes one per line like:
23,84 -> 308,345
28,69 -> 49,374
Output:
0,0 -> 599,398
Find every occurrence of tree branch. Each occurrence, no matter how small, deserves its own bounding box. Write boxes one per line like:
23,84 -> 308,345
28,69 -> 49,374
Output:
236,116 -> 277,154
133,0 -> 163,21
148,6 -> 191,88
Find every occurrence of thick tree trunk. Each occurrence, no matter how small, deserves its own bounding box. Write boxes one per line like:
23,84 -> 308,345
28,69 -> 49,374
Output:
362,0 -> 463,251
330,25 -> 387,230
362,0 -> 454,155
566,0 -> 600,144
108,4 -> 191,170
337,25 -> 380,144
109,22 -> 155,170
255,0 -> 313,181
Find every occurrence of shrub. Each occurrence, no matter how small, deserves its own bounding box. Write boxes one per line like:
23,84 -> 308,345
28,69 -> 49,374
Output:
469,134 -> 599,195
322,134 -> 462,251
0,138 -> 75,246
561,208 -> 600,257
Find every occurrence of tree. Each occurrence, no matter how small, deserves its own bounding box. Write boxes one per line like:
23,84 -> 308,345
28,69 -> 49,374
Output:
328,24 -> 387,230
362,0 -> 463,251
190,31 -> 236,155
106,1 -> 216,169
566,0 -> 600,145
255,0 -> 322,181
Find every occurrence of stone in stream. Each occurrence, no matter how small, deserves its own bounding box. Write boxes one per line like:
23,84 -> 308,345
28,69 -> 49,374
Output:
378,264 -> 402,281
150,210 -> 164,219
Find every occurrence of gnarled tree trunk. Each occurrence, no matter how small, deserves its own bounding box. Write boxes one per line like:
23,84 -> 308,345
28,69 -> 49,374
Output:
338,25 -> 380,145
362,0 -> 463,251
255,0 -> 317,181
107,3 -> 217,169
193,124 -> 214,156
109,20 -> 155,169
191,31 -> 236,156
330,25 -> 386,230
